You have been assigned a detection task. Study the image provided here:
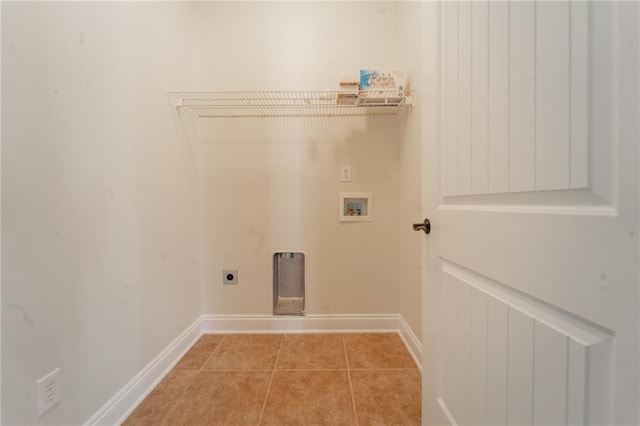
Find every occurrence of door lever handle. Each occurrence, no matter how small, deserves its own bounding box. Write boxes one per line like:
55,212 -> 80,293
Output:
412,218 -> 431,235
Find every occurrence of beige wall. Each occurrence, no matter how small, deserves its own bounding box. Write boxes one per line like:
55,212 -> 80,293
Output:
193,2 -> 400,91
397,1 -> 424,340
2,2 -> 425,424
193,2 -> 412,316
198,116 -> 402,315
2,3 -> 201,424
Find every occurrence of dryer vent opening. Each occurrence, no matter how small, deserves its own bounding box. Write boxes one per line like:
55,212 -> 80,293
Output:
273,252 -> 305,316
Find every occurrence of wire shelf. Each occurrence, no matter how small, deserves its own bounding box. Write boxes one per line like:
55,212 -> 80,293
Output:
168,90 -> 414,118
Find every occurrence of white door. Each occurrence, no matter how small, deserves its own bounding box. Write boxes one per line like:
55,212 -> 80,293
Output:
421,1 -> 639,425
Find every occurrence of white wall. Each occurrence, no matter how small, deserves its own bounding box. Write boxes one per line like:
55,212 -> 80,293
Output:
193,2 -> 411,316
396,1 -> 424,340
194,2 -> 400,91
1,3 -> 201,424
1,2 -> 425,423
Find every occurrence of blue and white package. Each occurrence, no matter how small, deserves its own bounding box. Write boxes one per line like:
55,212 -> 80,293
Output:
360,70 -> 404,91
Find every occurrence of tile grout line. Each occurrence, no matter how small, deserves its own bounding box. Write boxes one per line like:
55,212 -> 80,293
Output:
349,367 -> 419,371
192,368 -> 276,372
257,334 -> 284,425
274,368 -> 349,372
127,333 -> 420,425
158,334 -> 225,425
199,334 -> 226,372
342,334 -> 360,426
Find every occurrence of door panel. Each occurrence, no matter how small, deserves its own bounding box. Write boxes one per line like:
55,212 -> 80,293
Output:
422,1 -> 639,424
470,1 -> 489,195
438,261 -> 612,425
508,1 -> 536,193
485,295 -> 508,426
535,1 -> 572,191
469,287 -> 488,423
487,1 -> 509,194
440,0 -> 590,198
506,307 -> 534,425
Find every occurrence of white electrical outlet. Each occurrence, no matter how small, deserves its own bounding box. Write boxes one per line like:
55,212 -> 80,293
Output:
340,165 -> 352,183
37,368 -> 61,416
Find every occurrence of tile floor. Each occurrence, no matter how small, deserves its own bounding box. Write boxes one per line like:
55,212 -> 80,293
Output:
123,333 -> 421,425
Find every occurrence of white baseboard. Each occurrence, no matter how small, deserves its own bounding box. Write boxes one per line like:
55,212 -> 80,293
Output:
200,314 -> 422,370
200,313 -> 400,334
438,397 -> 458,425
85,313 -> 421,425
397,315 -> 423,371
84,317 -> 203,426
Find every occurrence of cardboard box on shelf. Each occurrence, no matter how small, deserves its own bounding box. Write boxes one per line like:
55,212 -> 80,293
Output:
337,92 -> 359,105
359,70 -> 404,91
338,74 -> 360,91
338,82 -> 360,91
357,91 -> 404,106
358,70 -> 405,105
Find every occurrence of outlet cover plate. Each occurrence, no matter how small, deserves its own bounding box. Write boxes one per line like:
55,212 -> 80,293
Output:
37,368 -> 61,416
340,165 -> 352,183
223,269 -> 238,285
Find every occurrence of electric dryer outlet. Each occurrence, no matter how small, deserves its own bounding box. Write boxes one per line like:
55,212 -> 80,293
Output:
223,270 -> 238,285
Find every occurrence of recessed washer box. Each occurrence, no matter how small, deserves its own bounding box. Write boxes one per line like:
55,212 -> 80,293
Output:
273,252 -> 305,316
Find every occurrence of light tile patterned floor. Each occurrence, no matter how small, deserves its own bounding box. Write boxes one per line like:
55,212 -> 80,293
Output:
123,333 -> 421,425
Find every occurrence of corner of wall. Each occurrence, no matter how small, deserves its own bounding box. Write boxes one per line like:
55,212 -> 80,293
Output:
85,313 -> 421,424
85,318 -> 203,426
